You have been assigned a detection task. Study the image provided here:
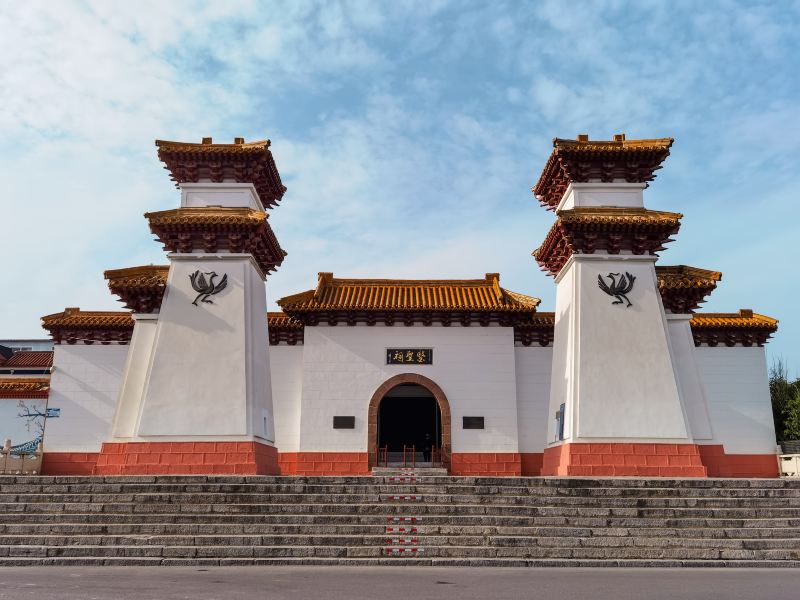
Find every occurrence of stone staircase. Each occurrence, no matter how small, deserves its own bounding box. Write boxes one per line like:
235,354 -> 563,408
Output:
2,473 -> 800,567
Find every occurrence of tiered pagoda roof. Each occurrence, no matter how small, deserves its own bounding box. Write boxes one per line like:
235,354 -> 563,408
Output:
144,208 -> 286,275
277,273 -> 542,326
156,137 -> 286,208
534,207 -> 683,276
533,134 -> 674,210
655,265 -> 722,313
105,265 -> 169,314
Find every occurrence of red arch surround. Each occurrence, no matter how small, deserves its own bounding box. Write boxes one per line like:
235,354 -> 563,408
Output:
368,373 -> 452,468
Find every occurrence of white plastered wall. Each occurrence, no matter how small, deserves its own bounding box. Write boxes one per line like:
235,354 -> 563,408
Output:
136,255 -> 274,442
297,325 -> 519,453
695,346 -> 777,454
270,345 -> 303,452
514,346 -> 552,453
548,255 -> 691,443
45,344 -> 129,452
665,314 -> 713,439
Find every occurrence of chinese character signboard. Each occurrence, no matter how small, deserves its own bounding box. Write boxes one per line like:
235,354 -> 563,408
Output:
386,348 -> 433,365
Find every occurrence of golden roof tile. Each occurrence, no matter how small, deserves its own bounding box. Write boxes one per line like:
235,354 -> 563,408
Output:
279,273 -> 541,314
155,137 -> 286,209
0,378 -> 50,398
144,208 -> 286,275
104,265 -> 169,314
533,134 -> 674,210
557,207 -> 683,227
690,309 -> 778,347
690,309 -> 777,330
656,265 -> 722,313
41,309 -> 134,345
144,207 -> 268,226
534,208 -> 683,276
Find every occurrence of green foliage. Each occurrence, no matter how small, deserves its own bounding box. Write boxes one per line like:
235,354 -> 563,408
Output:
783,388 -> 800,441
769,358 -> 800,442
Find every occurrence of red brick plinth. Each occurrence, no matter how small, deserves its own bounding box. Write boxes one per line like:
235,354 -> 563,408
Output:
42,452 -> 100,475
450,453 -> 522,476
541,443 -> 708,477
278,452 -> 369,475
521,452 -> 544,476
698,445 -> 778,478
93,441 -> 279,475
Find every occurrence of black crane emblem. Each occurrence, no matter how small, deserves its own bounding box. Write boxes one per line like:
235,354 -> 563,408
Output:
597,272 -> 635,307
189,270 -> 228,306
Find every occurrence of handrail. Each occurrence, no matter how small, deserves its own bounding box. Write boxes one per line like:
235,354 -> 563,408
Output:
1,439 -> 43,475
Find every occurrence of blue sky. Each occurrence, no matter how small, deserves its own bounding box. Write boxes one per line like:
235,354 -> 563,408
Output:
1,0 -> 798,373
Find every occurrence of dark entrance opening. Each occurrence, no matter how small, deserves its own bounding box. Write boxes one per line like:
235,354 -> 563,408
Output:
378,383 -> 441,465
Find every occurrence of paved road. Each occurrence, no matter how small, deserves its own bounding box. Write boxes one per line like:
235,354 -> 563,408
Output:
1,567 -> 799,600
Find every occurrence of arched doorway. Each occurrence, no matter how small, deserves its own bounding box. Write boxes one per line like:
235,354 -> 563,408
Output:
368,373 -> 451,468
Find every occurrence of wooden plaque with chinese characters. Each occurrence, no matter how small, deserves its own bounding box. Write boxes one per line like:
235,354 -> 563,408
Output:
386,348 -> 433,365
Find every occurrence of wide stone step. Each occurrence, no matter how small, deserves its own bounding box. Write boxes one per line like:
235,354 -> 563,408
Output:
6,492 -> 800,508
4,522 -> 800,538
2,534 -> 799,551
5,512 -> 800,530
3,544 -> 799,561
6,502 -> 800,520
4,475 -> 800,490
5,481 -> 800,496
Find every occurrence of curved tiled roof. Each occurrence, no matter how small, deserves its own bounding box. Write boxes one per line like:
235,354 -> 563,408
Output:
690,309 -> 778,347
105,265 -> 169,313
4,351 -> 53,368
532,134 -> 674,210
690,309 -> 777,330
41,308 -> 134,345
0,378 -> 50,398
155,137 -> 286,209
279,273 -> 540,313
656,265 -> 722,313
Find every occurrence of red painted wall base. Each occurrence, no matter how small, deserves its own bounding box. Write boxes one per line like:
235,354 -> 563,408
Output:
542,443 -> 708,477
92,441 -> 279,475
38,444 -> 779,478
698,445 -> 779,478
41,452 -> 99,475
521,452 -> 544,476
278,452 -> 369,475
450,453 -> 522,476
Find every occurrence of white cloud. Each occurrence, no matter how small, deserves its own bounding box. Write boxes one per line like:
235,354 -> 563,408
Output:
0,0 -> 798,374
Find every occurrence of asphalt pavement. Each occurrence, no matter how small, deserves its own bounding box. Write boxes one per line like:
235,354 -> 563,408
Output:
1,566 -> 799,600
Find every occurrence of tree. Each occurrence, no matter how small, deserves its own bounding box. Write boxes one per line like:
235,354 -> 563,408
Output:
770,358 -> 800,442
782,387 -> 800,441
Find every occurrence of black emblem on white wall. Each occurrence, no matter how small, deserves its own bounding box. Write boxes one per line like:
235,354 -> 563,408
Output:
598,272 -> 635,307
190,270 -> 228,306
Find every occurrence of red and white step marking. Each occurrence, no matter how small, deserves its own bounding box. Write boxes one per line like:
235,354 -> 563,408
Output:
386,538 -> 418,545
387,516 -> 419,523
385,526 -> 418,534
384,547 -> 424,555
387,476 -> 417,483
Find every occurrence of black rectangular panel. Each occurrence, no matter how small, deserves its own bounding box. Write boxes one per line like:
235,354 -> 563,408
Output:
386,348 -> 433,365
462,416 -> 484,429
333,416 -> 355,429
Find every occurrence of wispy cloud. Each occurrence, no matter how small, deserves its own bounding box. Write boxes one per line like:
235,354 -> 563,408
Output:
1,0 -> 798,372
